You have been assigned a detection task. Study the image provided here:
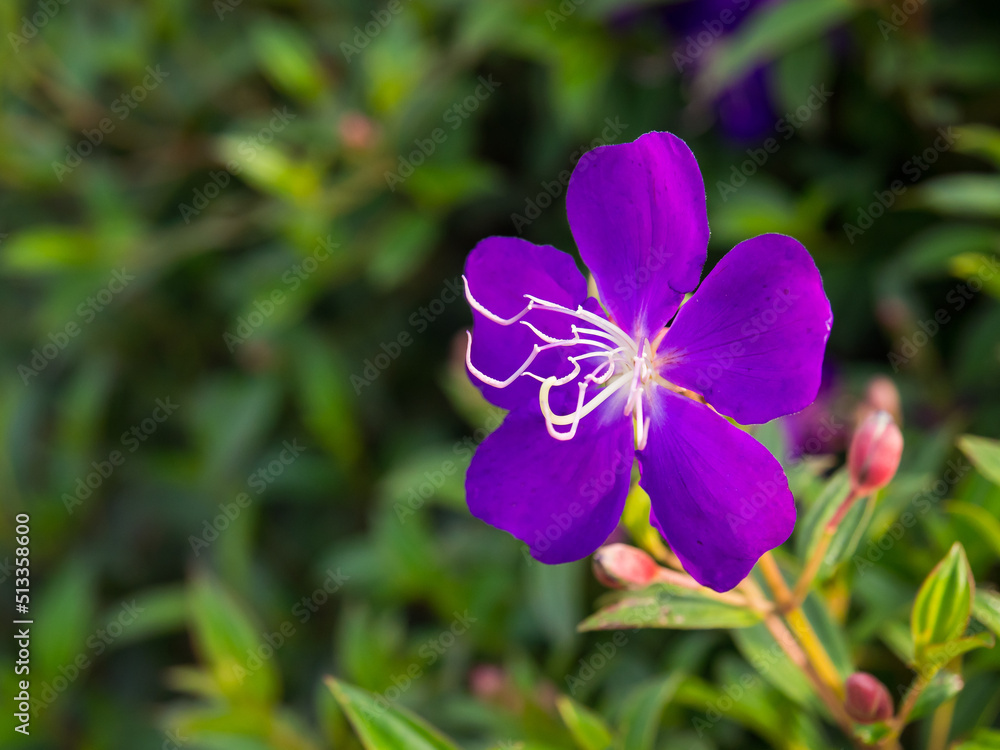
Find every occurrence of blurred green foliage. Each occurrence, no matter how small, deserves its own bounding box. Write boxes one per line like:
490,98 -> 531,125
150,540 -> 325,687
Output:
0,0 -> 999,748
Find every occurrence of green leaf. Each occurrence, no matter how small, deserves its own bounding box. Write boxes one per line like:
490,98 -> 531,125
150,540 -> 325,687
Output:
187,572 -> 279,704
617,674 -> 684,750
891,224 -> 1000,280
694,0 -> 860,98
958,434 -> 1000,487
578,584 -> 762,631
912,543 -> 975,665
795,468 -> 851,559
366,211 -> 439,290
954,728 -> 1000,750
908,670 -> 965,721
556,695 -> 614,750
920,631 -> 995,667
731,623 -> 818,709
327,677 -> 461,750
854,722 -> 893,746
973,590 -> 1000,636
795,467 -> 871,577
32,561 -> 97,685
0,228 -> 103,273
911,175 -> 1000,218
955,124 -> 1000,171
949,501 -> 1000,557
250,21 -> 326,102
97,585 -> 188,649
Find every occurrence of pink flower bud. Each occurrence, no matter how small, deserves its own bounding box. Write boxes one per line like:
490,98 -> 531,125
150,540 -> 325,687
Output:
469,665 -> 505,700
865,376 -> 901,425
848,410 -> 903,494
593,544 -> 660,589
845,672 -> 894,723
338,111 -> 377,150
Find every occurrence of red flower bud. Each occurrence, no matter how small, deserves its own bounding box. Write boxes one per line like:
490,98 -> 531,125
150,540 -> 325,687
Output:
592,544 -> 660,589
848,410 -> 903,494
845,672 -> 894,723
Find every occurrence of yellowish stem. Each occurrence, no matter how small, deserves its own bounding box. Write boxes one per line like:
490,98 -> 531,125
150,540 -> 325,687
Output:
759,553 -> 845,699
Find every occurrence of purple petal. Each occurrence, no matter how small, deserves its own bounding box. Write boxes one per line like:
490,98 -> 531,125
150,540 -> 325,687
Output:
638,390 -> 795,592
566,131 -> 709,340
466,407 -> 634,564
659,233 -> 832,425
465,236 -> 589,410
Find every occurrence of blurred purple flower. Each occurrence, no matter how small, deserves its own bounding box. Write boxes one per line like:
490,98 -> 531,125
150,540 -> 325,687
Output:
667,0 -> 779,140
617,0 -> 778,141
461,131 -> 832,591
780,362 -> 847,458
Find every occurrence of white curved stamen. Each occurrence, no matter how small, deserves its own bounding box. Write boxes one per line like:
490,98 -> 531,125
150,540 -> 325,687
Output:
463,274 -> 658,449
520,321 -> 614,351
539,373 -> 632,440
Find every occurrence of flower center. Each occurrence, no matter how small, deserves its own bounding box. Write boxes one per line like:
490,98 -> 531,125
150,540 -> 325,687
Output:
463,277 -> 657,449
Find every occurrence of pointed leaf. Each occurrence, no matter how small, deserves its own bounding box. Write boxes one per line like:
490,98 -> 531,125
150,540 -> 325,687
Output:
973,590 -> 1000,636
188,572 -> 279,704
949,501 -> 1000,557
958,434 -> 1000,487
327,677 -> 461,750
908,670 -> 965,722
794,467 -> 850,560
556,696 -> 614,750
920,631 -> 994,667
912,543 -> 975,665
617,674 -> 684,750
578,584 -> 762,631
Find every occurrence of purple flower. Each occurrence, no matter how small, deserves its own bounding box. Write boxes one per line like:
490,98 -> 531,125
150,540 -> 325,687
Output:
462,132 -> 832,592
